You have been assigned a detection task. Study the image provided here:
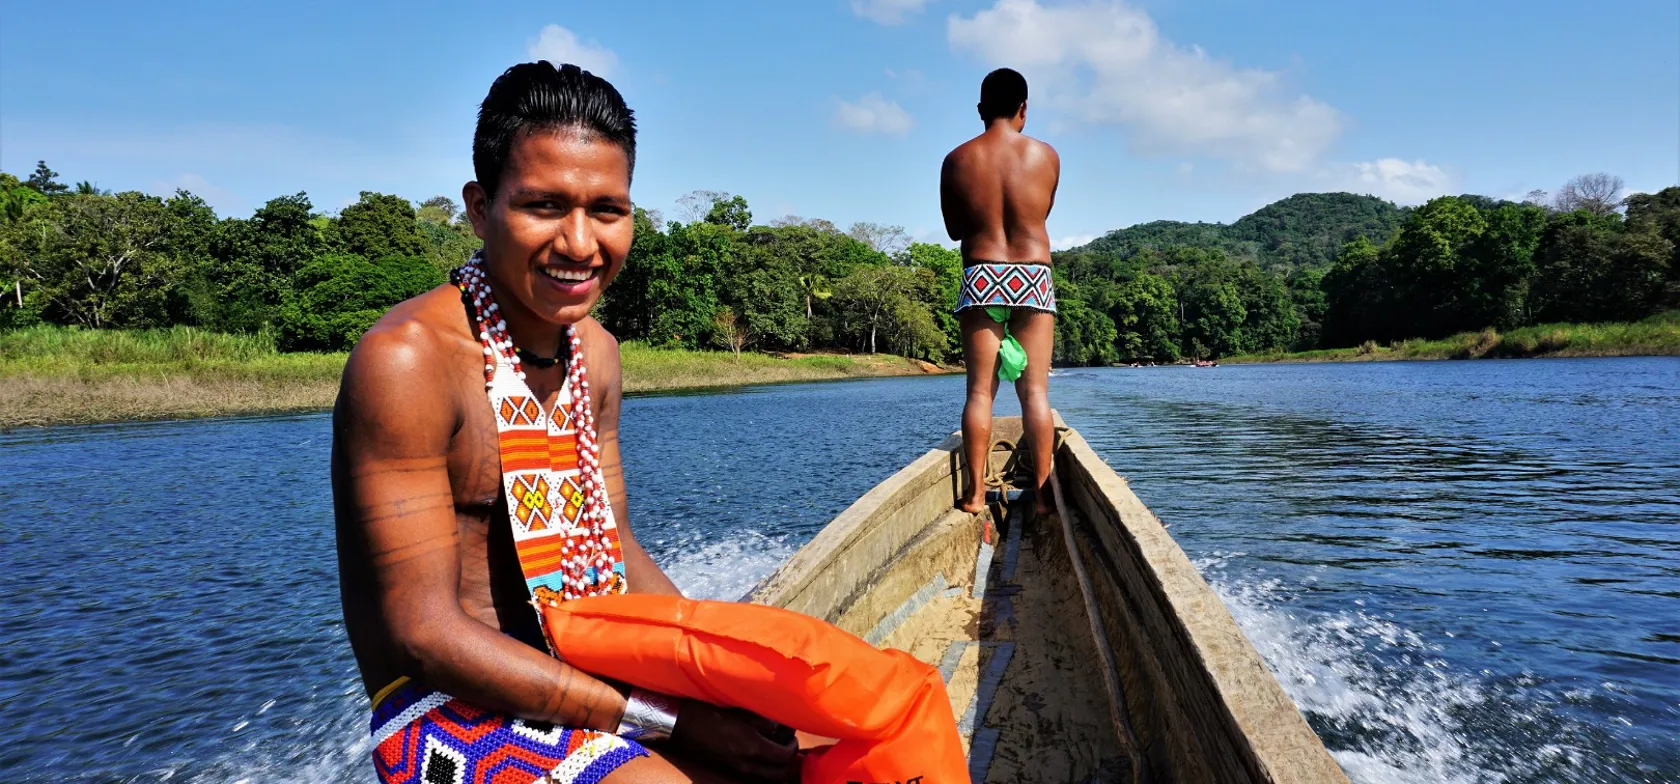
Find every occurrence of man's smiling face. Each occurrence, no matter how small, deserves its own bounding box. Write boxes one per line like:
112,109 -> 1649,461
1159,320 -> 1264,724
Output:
466,129 -> 633,327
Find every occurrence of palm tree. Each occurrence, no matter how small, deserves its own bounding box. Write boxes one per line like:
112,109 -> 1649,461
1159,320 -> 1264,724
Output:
797,273 -> 831,318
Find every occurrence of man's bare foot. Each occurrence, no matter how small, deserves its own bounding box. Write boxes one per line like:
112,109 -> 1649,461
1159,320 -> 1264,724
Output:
1031,489 -> 1057,519
956,494 -> 988,514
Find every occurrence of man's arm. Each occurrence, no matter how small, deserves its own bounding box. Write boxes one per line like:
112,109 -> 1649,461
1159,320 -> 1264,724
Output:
940,152 -> 965,242
584,320 -> 682,597
337,324 -> 629,729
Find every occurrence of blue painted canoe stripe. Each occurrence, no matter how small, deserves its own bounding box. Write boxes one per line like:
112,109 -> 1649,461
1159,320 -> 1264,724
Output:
863,571 -> 948,646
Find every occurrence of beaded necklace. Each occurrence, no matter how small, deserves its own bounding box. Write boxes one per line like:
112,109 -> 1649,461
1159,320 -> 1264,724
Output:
451,252 -> 627,642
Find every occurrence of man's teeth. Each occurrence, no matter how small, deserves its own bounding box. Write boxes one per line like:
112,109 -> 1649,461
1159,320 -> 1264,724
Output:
540,267 -> 593,283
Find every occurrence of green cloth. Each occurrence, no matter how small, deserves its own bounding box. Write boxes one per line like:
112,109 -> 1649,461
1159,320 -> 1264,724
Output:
985,306 -> 1027,382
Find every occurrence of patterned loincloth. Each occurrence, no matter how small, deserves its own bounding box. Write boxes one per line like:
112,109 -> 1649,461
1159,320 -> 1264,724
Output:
370,678 -> 648,784
955,262 -> 1057,314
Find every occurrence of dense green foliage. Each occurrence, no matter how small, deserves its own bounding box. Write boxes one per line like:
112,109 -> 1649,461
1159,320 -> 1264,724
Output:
1076,193 -> 1406,270
1052,184 -> 1677,361
595,205 -> 958,359
1047,192 -> 1407,361
1049,243 -> 1317,362
1228,193 -> 1411,269
0,165 -> 477,349
1321,192 -> 1676,345
3,162 -> 1674,365
0,169 -> 958,360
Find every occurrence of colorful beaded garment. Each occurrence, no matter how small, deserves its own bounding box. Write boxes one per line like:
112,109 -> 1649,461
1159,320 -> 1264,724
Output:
954,262 -> 1057,314
451,252 -> 628,637
370,678 -> 646,784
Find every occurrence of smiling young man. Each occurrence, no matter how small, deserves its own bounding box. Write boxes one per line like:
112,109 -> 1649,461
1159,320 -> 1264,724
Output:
332,62 -> 798,784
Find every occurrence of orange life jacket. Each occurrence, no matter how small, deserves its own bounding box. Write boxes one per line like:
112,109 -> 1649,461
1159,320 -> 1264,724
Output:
542,593 -> 968,784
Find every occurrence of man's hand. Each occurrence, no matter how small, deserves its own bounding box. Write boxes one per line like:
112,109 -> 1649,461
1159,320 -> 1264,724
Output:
666,700 -> 799,783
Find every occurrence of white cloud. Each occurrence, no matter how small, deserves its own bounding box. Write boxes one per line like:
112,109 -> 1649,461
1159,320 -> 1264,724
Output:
832,93 -> 915,136
1053,233 -> 1097,250
853,0 -> 935,25
948,0 -> 1342,173
1337,158 -> 1456,205
527,25 -> 618,77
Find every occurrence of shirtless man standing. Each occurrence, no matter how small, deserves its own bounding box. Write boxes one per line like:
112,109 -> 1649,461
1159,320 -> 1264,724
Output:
941,68 -> 1061,517
333,62 -> 796,784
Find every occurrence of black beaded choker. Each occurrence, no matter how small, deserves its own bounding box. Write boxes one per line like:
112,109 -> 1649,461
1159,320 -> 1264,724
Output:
514,341 -> 569,370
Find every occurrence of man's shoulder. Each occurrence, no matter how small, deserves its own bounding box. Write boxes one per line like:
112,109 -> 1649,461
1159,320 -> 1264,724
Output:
340,287 -> 464,408
943,135 -> 986,164
1022,134 -> 1059,160
353,287 -> 458,358
331,288 -> 463,487
574,316 -> 622,376
941,145 -> 963,172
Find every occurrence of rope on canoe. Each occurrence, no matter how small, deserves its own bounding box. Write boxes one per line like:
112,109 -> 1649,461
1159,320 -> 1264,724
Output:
983,438 -> 1017,489
984,427 -> 1074,489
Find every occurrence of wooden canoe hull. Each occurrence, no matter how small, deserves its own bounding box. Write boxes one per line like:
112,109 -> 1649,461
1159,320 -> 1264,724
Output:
747,415 -> 1349,784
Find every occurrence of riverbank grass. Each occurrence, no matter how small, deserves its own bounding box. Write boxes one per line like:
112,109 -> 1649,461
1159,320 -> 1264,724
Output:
1228,312 -> 1680,364
0,326 -> 951,428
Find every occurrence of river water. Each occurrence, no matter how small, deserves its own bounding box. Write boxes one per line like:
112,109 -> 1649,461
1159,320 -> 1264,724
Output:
2,357 -> 1676,783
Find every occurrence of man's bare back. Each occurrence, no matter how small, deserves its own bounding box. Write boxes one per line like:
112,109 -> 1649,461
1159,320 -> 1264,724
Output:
940,129 -> 1059,264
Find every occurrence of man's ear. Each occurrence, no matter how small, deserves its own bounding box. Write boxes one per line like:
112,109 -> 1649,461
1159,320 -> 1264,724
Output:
462,181 -> 490,241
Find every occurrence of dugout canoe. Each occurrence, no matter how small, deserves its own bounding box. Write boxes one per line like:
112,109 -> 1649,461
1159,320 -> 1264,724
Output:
744,413 -> 1350,784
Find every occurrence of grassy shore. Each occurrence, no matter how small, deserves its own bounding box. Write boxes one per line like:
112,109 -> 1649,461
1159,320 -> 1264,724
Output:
1227,311 -> 1680,364
0,326 -> 953,429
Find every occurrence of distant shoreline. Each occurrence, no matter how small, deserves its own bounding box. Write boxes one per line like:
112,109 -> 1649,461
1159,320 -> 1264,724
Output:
1223,314 -> 1680,365
1225,346 -> 1679,365
0,329 -> 955,429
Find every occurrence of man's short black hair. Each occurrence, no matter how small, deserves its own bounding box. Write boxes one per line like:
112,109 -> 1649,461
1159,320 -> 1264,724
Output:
978,68 -> 1028,121
472,61 -> 637,199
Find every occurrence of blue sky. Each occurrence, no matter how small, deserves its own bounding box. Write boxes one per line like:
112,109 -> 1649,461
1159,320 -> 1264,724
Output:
3,0 -> 1676,249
